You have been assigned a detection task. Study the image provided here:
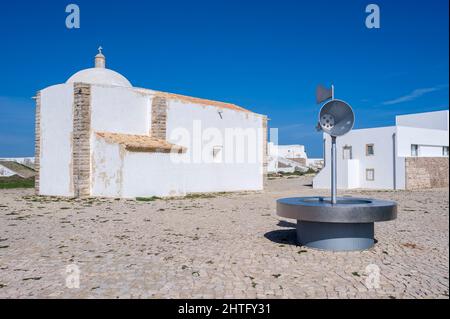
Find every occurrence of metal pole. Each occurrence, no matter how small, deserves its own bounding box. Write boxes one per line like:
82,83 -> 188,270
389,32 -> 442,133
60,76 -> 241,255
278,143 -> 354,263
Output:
392,133 -> 396,190
331,136 -> 337,204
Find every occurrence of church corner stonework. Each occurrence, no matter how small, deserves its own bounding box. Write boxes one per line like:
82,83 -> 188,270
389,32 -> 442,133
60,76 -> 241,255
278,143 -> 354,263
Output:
151,95 -> 168,140
34,91 -> 41,195
72,83 -> 92,197
262,116 -> 268,188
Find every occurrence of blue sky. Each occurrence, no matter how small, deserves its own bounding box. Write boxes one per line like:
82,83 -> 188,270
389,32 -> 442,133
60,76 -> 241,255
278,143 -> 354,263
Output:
0,0 -> 448,157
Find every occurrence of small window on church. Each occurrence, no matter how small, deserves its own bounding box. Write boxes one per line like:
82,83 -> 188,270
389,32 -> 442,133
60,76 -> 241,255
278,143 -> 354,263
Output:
366,144 -> 374,156
443,146 -> 449,157
213,146 -> 223,163
366,169 -> 375,181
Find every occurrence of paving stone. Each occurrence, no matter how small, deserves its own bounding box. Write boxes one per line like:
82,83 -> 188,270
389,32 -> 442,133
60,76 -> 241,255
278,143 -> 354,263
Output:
0,176 -> 448,298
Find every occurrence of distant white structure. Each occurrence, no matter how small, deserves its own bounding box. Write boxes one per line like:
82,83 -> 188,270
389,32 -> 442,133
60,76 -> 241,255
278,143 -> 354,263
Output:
0,163 -> 15,177
0,160 -> 36,178
313,110 -> 449,190
274,144 -> 307,159
0,157 -> 35,168
34,49 -> 267,198
267,143 -> 322,173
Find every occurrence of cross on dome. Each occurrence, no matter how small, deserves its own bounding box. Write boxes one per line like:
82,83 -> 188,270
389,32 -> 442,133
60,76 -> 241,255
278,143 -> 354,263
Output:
95,46 -> 106,68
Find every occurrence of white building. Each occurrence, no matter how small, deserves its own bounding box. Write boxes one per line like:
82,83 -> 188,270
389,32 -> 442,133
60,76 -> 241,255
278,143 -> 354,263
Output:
267,143 -> 307,173
35,49 -> 267,198
313,110 -> 449,190
272,144 -> 307,159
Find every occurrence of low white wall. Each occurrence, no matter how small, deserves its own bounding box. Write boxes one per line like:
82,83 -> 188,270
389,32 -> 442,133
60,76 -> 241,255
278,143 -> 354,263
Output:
91,137 -> 187,198
395,156 -> 406,190
267,156 -> 277,173
343,159 -> 360,189
39,84 -> 74,196
91,137 -> 124,197
122,152 -> 186,198
277,166 -> 296,174
313,159 -> 360,189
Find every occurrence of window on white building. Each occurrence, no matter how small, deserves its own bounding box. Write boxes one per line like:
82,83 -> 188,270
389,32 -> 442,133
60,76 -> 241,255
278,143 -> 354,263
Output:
366,169 -> 375,181
411,144 -> 419,157
366,144 -> 374,156
343,146 -> 352,160
443,146 -> 449,157
212,146 -> 223,163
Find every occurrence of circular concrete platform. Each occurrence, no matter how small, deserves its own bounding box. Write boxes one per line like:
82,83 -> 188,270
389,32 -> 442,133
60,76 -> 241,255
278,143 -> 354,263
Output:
276,197 -> 397,251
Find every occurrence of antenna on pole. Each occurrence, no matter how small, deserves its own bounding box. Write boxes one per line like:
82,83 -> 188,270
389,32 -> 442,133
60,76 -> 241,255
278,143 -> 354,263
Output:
316,86 -> 355,204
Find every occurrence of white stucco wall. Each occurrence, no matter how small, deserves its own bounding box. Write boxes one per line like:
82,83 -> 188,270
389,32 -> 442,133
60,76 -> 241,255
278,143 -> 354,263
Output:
313,126 -> 397,190
342,159 -> 360,189
122,153 -> 187,198
90,85 -> 150,135
395,156 -> 406,190
396,110 -> 449,131
91,135 -> 188,198
396,126 -> 449,157
91,137 -> 124,197
39,84 -> 74,196
166,100 -> 264,193
270,144 -> 307,158
89,87 -> 264,197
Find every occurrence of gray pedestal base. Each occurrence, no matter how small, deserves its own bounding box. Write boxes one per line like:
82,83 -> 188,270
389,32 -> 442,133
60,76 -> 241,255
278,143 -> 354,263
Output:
297,220 -> 374,251
276,197 -> 397,252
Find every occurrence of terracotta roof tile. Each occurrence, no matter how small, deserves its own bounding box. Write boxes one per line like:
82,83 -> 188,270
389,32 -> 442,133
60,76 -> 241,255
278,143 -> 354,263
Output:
154,91 -> 251,113
96,132 -> 187,154
134,87 -> 253,113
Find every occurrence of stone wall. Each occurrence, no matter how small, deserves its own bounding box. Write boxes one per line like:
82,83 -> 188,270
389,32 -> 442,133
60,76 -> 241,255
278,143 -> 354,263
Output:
405,157 -> 449,190
151,96 -> 167,139
34,92 -> 41,195
72,83 -> 92,197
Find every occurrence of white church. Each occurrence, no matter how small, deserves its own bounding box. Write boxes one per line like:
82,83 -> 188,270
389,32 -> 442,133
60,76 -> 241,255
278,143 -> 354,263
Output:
34,49 -> 268,198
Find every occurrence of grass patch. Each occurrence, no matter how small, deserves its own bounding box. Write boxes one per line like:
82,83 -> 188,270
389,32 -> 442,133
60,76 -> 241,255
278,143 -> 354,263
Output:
268,168 -> 317,178
136,196 -> 161,202
0,177 -> 35,189
184,193 -> 216,199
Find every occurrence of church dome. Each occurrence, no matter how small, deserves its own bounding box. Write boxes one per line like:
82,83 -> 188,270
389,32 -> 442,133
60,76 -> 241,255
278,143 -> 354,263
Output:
67,68 -> 132,87
66,47 -> 132,88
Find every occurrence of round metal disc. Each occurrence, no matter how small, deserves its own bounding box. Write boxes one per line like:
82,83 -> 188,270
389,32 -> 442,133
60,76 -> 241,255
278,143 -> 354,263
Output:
276,196 -> 397,223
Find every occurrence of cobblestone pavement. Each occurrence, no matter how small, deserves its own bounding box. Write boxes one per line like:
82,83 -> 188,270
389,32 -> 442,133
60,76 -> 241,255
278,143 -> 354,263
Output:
0,177 -> 448,298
